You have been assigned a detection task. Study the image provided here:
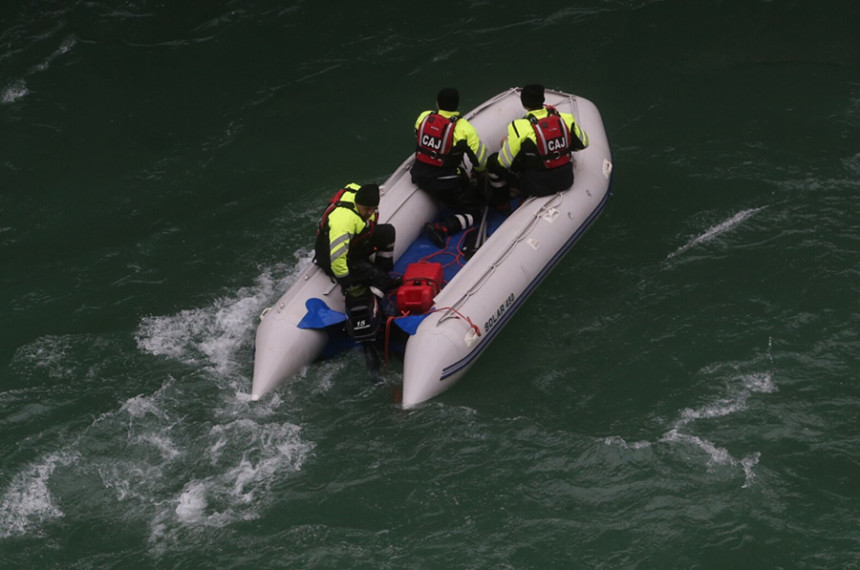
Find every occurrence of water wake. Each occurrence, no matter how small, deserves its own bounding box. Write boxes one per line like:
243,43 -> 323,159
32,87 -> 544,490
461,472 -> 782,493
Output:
2,34 -> 76,105
2,258 -> 317,541
0,377 -> 314,543
0,450 -> 78,539
605,340 -> 777,488
135,255 -> 312,381
147,416 -> 314,552
28,35 -> 77,74
1,79 -> 28,105
660,374 -> 773,488
667,206 -> 766,260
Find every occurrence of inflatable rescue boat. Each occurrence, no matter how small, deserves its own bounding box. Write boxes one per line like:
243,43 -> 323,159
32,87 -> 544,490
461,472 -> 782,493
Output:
251,87 -> 613,407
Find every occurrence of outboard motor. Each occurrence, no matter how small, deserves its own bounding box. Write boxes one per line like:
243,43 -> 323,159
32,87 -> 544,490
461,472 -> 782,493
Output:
344,289 -> 384,372
344,291 -> 382,341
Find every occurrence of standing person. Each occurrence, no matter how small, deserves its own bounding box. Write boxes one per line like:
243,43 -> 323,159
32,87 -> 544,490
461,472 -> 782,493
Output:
487,84 -> 590,198
411,87 -> 489,247
313,183 -> 398,299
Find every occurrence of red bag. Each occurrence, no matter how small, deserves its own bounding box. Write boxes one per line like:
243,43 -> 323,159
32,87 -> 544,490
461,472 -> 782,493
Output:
396,262 -> 444,314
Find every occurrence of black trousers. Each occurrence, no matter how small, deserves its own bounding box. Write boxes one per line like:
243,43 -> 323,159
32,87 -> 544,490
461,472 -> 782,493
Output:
517,163 -> 574,197
487,153 -> 574,198
410,161 -> 481,219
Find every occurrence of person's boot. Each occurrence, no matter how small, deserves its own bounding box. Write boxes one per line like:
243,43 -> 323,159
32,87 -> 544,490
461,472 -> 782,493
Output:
385,275 -> 403,292
374,255 -> 394,273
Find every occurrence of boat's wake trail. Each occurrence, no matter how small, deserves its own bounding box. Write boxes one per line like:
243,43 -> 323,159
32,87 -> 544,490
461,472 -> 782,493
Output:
5,255 -> 317,543
135,255 -> 312,382
667,206 -> 766,260
605,339 -> 777,488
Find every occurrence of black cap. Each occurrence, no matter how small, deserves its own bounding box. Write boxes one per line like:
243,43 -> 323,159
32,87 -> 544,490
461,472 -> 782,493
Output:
436,87 -> 459,112
521,84 -> 545,109
354,184 -> 380,207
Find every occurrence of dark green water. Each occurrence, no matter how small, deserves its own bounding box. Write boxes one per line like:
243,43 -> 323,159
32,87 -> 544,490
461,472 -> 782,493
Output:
3,1 -> 859,568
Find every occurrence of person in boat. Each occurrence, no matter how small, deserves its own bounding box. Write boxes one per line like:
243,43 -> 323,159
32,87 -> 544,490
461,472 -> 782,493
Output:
410,87 -> 489,248
313,183 -> 399,299
487,84 -> 590,198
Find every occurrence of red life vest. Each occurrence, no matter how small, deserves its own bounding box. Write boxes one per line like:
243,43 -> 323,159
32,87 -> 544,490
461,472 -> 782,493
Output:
529,106 -> 571,169
318,187 -> 375,231
317,186 -> 351,234
415,112 -> 459,167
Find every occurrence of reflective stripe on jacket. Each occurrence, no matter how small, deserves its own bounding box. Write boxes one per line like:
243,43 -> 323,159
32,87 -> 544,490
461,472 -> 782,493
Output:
497,106 -> 589,170
319,183 -> 376,280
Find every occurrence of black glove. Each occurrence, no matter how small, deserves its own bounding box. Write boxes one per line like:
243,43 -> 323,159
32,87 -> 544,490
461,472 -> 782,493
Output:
344,283 -> 368,299
338,275 -> 368,298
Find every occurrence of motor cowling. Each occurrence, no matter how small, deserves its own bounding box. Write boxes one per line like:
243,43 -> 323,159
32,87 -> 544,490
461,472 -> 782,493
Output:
344,291 -> 383,342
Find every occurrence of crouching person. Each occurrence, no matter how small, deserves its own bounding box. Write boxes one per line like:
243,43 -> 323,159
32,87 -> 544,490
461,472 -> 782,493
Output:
313,182 -> 399,302
314,182 -> 398,366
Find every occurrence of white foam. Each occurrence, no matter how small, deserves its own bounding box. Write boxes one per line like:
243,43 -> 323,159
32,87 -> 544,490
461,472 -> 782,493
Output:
679,398 -> 746,423
28,35 -> 77,73
844,153 -> 860,176
1,79 -> 28,104
606,349 -> 777,486
122,392 -> 170,420
135,256 -> 310,379
4,345 -> 314,546
660,428 -> 733,466
148,418 -> 314,548
134,433 -> 182,461
0,451 -> 77,538
741,452 -> 761,488
52,383 -> 318,552
9,334 -> 74,380
661,367 -> 775,478
742,371 -> 776,394
205,418 -> 313,502
667,206 -> 766,260
602,436 -> 651,449
98,462 -> 154,502
92,387 -> 183,504
175,481 -> 208,523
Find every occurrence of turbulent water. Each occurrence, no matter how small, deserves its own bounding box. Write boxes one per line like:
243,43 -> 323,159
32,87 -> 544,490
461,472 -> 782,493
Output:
2,1 -> 859,568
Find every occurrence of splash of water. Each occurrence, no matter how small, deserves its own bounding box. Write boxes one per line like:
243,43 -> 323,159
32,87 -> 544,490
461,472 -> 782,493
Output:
135,257 -> 310,379
667,206 -> 766,260
0,451 -> 79,538
1,80 -> 29,104
604,343 -> 777,487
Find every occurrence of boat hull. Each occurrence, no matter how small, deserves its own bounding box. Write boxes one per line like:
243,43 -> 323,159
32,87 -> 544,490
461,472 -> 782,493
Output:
401,121 -> 611,405
251,88 -> 613,406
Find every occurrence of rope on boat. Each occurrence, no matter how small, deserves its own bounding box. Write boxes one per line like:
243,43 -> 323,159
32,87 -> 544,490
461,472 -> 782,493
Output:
437,191 -> 565,325
383,305 -> 481,365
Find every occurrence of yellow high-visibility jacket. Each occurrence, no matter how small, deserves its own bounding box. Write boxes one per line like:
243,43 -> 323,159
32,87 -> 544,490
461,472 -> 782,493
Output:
320,183 -> 376,280
414,109 -> 488,171
497,107 -> 589,170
